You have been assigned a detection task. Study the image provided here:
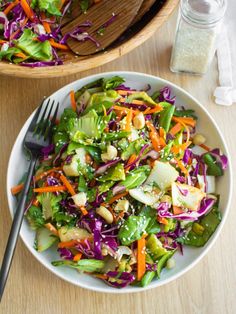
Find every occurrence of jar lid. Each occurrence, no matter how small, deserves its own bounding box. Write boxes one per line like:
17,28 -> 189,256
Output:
181,0 -> 227,26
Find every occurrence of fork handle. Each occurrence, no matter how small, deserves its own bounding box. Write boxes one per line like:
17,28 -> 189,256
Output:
0,156 -> 37,301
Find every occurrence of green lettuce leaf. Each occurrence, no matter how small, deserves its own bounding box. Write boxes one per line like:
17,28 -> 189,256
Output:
97,163 -> 125,182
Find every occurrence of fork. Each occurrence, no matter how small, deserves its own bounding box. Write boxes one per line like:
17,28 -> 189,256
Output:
0,98 -> 59,301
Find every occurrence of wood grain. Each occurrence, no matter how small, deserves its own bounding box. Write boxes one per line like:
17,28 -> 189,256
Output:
0,0 -> 179,78
131,0 -> 156,26
62,0 -> 143,55
0,7 -> 236,314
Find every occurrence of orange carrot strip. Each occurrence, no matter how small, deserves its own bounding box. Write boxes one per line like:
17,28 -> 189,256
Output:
157,216 -> 169,225
14,52 -> 28,59
159,127 -> 165,138
0,39 -> 7,44
58,237 -> 93,248
73,253 -> 82,262
146,121 -> 163,152
143,105 -> 163,115
33,186 -> 66,193
172,116 -> 196,128
119,97 -> 146,106
199,143 -> 211,152
171,141 -> 192,155
125,109 -> 132,132
44,223 -> 59,236
79,206 -> 88,216
20,0 -> 35,21
102,192 -> 128,206
40,12 -> 51,33
11,183 -> 24,196
93,273 -> 108,280
70,90 -> 77,112
4,0 -> 19,15
32,198 -> 39,206
173,206 -> 184,215
169,122 -> 183,137
60,174 -> 76,195
116,90 -> 136,96
49,39 -> 69,50
176,159 -> 189,176
113,105 -> 131,113
137,236 -> 146,281
125,154 -> 137,172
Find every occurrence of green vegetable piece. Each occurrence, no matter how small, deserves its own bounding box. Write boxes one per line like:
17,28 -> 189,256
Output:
192,222 -> 205,235
184,209 -> 222,247
141,271 -> 156,287
103,131 -> 130,142
102,76 -> 125,90
35,227 -> 57,252
67,142 -> 101,162
159,104 -> 175,133
98,181 -> 115,194
126,92 -> 156,106
78,176 -> 87,192
140,207 -> 160,234
160,141 -> 174,161
146,234 -> 167,261
75,78 -> 103,98
121,166 -> 151,190
26,205 -> 45,230
163,218 -> 176,233
174,108 -> 197,119
97,163 -> 125,182
157,251 -> 175,278
15,29 -> 52,61
145,253 -> 154,264
203,153 -> 223,176
118,215 -> 150,245
84,90 -> 119,114
52,259 -> 105,272
0,47 -> 23,62
32,0 -> 62,16
121,139 -> 146,161
37,192 -> 62,220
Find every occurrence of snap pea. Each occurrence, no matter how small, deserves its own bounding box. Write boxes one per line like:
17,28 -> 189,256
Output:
157,251 -> 175,278
141,271 -> 156,287
203,153 -> 223,176
159,104 -> 175,133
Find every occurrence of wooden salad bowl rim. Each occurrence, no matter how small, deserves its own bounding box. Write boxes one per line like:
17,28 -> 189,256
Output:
0,0 -> 179,78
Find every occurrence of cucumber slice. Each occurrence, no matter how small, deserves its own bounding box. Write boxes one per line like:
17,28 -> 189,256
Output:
35,227 -> 57,252
146,234 -> 167,261
58,226 -> 91,242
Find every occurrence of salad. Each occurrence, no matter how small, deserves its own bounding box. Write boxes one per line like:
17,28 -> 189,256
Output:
11,76 -> 228,288
0,0 -> 107,67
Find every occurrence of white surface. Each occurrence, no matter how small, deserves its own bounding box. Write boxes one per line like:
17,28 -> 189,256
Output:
6,71 -> 232,293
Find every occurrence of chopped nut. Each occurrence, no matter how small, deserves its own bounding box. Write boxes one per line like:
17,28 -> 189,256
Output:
101,145 -> 118,162
96,206 -> 113,224
133,112 -> 145,130
193,133 -> 206,145
160,195 -> 172,204
71,192 -> 87,207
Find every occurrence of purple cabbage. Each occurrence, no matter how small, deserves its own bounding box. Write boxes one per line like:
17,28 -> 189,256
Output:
58,248 -> 74,260
106,271 -> 135,288
146,263 -> 157,271
210,149 -> 228,170
20,60 -> 63,67
112,184 -> 126,196
53,143 -> 69,166
95,158 -> 121,175
159,86 -> 176,104
177,185 -> 189,196
183,148 -> 192,165
177,176 -> 186,183
76,239 -> 95,258
124,144 -> 150,170
41,143 -> 54,159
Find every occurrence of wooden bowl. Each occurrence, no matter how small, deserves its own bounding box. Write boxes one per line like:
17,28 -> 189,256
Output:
0,0 -> 179,78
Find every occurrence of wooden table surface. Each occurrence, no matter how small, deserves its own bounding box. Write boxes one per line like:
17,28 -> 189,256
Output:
0,8 -> 235,314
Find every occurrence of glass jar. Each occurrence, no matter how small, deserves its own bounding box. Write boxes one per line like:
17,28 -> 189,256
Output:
170,0 -> 227,75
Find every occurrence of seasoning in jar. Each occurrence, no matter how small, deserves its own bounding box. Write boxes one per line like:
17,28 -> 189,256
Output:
170,0 -> 227,75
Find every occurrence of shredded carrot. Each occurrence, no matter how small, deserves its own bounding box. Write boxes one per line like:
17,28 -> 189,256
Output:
73,253 -> 82,262
32,199 -> 39,206
44,223 -> 59,236
4,0 -> 19,15
40,12 -> 51,33
49,39 -> 69,50
11,183 -> 24,196
146,120 -> 163,152
113,105 -> 131,114
119,97 -> 146,106
58,237 -> 93,248
157,216 -> 169,225
0,39 -> 7,44
137,235 -> 146,281
159,127 -> 165,138
60,174 -> 76,195
101,192 -> 128,206
169,122 -> 183,137
33,186 -> 66,193
199,143 -> 211,152
143,105 -> 163,115
20,0 -> 35,21
59,0 -> 66,10
116,90 -> 136,96
14,52 -> 28,59
172,116 -> 196,128
58,240 -> 79,248
176,159 -> 189,176
173,206 -> 184,215
70,90 -> 77,112
125,109 -> 133,132
171,141 -> 192,154
93,273 -> 108,280
125,154 -> 137,172
79,206 -> 88,216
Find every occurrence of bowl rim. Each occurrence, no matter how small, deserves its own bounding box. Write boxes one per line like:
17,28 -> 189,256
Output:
0,0 -> 179,78
6,71 -> 233,293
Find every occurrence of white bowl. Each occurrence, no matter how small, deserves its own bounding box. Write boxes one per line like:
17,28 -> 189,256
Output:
7,71 -> 232,293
